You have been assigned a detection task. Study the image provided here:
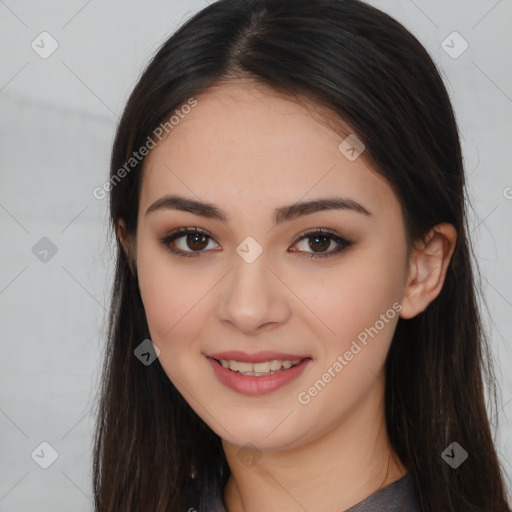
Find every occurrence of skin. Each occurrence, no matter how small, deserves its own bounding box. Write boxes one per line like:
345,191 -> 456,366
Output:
117,80 -> 457,512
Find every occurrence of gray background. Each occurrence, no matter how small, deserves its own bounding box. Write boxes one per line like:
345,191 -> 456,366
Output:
0,0 -> 511,510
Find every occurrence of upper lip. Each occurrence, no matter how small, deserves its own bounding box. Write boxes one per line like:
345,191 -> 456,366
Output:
206,350 -> 310,363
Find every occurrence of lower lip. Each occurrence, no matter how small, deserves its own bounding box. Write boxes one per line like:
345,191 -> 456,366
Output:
207,357 -> 312,396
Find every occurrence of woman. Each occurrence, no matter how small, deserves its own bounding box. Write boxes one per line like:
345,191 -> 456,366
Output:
92,0 -> 511,510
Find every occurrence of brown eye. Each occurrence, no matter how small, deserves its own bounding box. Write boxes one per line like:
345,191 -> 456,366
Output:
160,227 -> 219,257
160,227 -> 353,259
306,233 -> 331,253
184,232 -> 209,251
290,229 -> 354,259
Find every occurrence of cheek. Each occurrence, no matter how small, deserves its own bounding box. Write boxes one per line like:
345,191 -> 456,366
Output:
291,249 -> 405,430
301,246 -> 405,353
136,237 -> 210,351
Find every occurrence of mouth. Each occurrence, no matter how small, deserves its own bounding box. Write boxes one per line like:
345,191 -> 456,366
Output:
205,352 -> 312,396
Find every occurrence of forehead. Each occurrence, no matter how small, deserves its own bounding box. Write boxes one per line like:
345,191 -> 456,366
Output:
139,80 -> 399,221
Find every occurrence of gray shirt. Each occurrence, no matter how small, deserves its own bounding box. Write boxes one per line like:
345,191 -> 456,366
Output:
215,472 -> 420,511
345,473 -> 420,512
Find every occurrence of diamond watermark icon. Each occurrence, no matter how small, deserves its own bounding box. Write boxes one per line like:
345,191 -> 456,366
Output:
441,32 -> 468,59
31,441 -> 59,469
134,339 -> 160,366
441,441 -> 468,468
338,134 -> 365,161
237,443 -> 262,467
236,236 -> 263,264
32,237 -> 58,263
31,31 -> 59,59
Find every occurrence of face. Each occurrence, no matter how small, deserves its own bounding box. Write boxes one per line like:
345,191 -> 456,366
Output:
132,80 -> 410,451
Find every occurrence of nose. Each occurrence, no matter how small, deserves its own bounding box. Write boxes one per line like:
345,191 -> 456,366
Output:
216,253 -> 291,335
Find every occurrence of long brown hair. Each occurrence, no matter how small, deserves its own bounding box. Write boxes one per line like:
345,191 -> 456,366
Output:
92,0 -> 511,510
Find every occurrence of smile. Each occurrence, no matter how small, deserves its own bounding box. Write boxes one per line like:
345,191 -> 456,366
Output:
206,353 -> 312,396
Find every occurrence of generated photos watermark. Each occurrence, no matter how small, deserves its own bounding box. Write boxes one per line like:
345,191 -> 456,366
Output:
93,97 -> 198,200
297,301 -> 403,405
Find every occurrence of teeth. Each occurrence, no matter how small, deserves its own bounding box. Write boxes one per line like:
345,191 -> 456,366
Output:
218,358 -> 302,375
229,360 -> 253,372
251,361 -> 270,373
270,360 -> 282,371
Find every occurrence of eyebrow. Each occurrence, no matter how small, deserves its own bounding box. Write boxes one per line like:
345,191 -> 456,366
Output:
145,194 -> 371,224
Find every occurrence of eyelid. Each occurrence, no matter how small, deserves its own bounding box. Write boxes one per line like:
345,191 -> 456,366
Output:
159,226 -> 353,258
292,228 -> 354,258
159,227 -> 219,258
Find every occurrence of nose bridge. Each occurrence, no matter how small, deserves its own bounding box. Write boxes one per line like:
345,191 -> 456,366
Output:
217,242 -> 290,332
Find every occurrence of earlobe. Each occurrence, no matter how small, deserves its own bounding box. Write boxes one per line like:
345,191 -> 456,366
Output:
400,223 -> 457,319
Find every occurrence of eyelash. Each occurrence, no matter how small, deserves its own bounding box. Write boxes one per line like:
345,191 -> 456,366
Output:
159,227 -> 354,259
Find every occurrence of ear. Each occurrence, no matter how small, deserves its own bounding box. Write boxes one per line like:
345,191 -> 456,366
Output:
116,218 -> 137,276
116,218 -> 129,255
400,223 -> 457,319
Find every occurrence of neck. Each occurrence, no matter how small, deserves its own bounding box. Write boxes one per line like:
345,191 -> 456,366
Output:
221,381 -> 406,512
